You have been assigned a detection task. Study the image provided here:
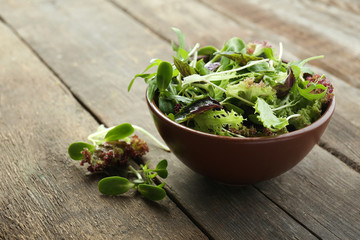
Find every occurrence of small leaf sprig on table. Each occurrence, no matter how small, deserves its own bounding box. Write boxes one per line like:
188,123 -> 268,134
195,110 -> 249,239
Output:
68,123 -> 170,201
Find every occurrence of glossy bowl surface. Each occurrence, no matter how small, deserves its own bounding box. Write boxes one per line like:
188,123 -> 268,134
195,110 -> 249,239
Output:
146,92 -> 335,184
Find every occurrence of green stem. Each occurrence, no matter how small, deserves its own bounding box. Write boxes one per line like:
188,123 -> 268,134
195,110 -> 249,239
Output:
287,114 -> 301,121
278,42 -> 283,62
188,43 -> 200,58
133,125 -> 170,152
129,165 -> 143,180
87,125 -> 115,145
205,59 -> 269,78
203,79 -> 254,106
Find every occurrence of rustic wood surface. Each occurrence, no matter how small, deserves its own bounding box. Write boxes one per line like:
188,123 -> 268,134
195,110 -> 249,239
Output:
0,22 -> 207,240
1,0 -> 359,239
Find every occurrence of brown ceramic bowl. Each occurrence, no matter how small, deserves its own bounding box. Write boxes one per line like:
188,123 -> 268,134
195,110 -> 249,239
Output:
146,91 -> 335,185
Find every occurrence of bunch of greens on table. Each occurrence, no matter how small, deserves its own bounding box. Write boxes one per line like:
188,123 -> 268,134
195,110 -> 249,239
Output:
129,28 -> 334,137
68,123 -> 170,201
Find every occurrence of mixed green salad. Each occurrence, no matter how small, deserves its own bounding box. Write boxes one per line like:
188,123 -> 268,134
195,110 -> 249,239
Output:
129,28 -> 334,137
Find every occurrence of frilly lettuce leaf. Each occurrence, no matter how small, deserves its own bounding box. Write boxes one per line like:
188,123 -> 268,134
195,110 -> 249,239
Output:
226,79 -> 277,103
193,109 -> 243,136
289,99 -> 322,129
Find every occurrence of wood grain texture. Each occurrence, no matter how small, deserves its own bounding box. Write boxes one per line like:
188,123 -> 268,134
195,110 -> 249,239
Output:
198,0 -> 360,89
113,0 -> 360,179
0,22 -> 207,240
114,0 -> 360,90
256,145 -> 360,240
1,0 -> 360,239
0,0 -> 319,239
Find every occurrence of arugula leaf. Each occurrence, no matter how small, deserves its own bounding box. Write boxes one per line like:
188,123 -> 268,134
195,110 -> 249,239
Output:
255,98 -> 288,131
297,82 -> 327,100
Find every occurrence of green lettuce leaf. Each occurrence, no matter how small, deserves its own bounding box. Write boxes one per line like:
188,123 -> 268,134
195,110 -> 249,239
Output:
221,37 -> 246,53
193,109 -> 243,135
289,99 -> 322,129
255,98 -> 288,131
226,79 -> 277,103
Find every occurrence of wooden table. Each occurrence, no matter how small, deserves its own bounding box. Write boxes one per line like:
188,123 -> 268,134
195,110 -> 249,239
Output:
1,0 -> 359,239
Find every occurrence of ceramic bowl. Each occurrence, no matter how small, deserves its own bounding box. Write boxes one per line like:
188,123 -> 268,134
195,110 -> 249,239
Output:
146,91 -> 335,185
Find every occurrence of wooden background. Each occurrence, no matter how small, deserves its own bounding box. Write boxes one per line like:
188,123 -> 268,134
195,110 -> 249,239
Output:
1,0 -> 359,239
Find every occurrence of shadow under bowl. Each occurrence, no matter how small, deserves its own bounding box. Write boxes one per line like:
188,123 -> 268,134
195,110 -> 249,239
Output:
146,91 -> 335,185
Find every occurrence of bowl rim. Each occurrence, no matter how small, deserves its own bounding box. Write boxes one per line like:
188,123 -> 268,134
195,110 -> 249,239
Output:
146,89 -> 336,142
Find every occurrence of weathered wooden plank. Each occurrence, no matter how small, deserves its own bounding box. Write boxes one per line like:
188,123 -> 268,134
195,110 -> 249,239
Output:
197,0 -> 360,89
0,0 -> 320,239
113,0 -> 360,90
112,0 -> 360,180
256,145 -> 360,240
299,0 -> 360,18
98,1 -> 360,238
113,0 -> 360,237
0,22 -> 207,240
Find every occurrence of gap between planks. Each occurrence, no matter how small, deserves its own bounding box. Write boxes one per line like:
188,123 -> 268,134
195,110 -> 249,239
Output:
252,185 -> 322,240
107,0 -> 174,45
95,1 -> 353,238
318,141 -> 360,173
0,3 -> 353,239
0,16 -> 105,126
0,14 -> 215,240
106,0 -> 360,176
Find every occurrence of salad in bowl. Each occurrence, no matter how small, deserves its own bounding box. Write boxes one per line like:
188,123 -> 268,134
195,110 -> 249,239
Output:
129,28 -> 334,138
128,28 -> 335,184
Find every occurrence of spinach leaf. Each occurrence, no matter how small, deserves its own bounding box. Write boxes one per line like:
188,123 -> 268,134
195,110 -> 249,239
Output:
156,61 -> 173,92
198,46 -> 218,58
221,37 -> 246,53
